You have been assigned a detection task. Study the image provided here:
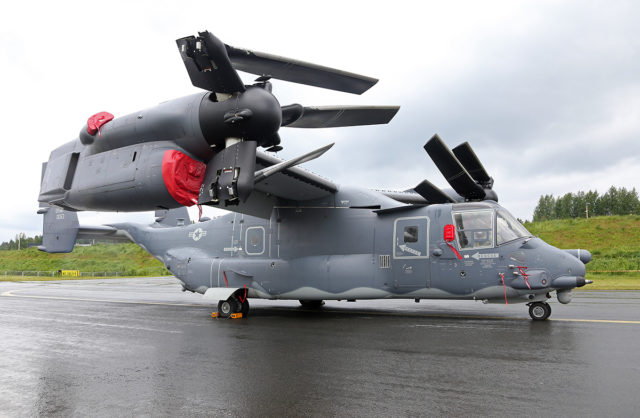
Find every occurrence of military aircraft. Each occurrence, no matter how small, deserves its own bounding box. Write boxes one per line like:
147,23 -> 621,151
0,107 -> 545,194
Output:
38,31 -> 592,321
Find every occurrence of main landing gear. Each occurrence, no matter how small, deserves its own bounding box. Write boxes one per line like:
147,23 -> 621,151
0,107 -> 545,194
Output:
216,294 -> 249,318
528,301 -> 551,321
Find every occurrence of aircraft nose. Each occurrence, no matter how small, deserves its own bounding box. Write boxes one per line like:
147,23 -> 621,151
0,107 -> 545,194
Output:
552,249 -> 589,289
575,258 -> 586,278
564,249 -> 592,265
568,251 -> 586,278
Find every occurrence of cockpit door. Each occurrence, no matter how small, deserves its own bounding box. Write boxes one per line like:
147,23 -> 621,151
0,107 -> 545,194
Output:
431,209 -> 496,295
392,216 -> 430,289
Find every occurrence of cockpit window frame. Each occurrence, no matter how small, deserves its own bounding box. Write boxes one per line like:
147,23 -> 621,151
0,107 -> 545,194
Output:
450,209 -> 495,251
495,208 -> 532,246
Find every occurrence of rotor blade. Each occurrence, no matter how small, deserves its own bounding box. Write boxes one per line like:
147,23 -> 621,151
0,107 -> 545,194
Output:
281,104 -> 305,126
282,106 -> 400,128
225,45 -> 378,94
176,31 -> 245,94
452,142 -> 493,186
254,143 -> 334,183
424,134 -> 486,200
414,180 -> 456,204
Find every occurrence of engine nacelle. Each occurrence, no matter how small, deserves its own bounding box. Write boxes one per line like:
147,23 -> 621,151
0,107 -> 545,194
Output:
39,145 -> 205,212
38,88 -> 282,212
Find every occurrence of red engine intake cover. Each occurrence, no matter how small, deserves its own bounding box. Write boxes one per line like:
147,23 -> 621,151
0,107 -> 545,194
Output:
162,150 -> 206,206
86,112 -> 114,135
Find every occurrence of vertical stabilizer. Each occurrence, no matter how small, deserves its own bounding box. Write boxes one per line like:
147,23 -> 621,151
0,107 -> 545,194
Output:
38,205 -> 79,253
154,207 -> 191,227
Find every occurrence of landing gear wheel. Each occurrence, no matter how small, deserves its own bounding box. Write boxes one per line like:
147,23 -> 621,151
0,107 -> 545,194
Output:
239,298 -> 249,317
529,302 -> 551,321
217,298 -> 236,318
299,300 -> 325,309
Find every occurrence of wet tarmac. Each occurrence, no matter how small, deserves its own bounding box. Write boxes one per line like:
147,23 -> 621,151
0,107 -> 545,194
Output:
1,278 -> 639,417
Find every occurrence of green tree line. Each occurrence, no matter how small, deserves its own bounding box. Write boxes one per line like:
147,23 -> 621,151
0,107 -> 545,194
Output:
533,186 -> 640,221
0,234 -> 42,250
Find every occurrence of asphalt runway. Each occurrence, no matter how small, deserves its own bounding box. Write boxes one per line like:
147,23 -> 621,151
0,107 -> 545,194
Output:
1,278 -> 639,417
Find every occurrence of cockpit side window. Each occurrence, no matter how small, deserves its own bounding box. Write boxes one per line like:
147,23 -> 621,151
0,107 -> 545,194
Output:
496,208 -> 531,245
404,226 -> 419,243
452,210 -> 494,250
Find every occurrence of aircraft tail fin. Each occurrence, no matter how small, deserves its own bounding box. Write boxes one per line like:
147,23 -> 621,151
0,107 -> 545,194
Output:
154,207 -> 191,227
38,204 -> 79,253
38,204 -> 134,253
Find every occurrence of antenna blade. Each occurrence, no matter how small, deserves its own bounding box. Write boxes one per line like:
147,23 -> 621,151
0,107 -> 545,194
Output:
254,143 -> 334,183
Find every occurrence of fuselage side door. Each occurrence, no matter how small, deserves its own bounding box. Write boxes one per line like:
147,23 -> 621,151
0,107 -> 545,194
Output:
392,216 -> 430,291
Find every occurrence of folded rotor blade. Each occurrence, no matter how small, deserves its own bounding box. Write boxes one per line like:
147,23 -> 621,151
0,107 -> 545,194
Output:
254,143 -> 334,183
414,180 -> 456,204
424,134 -> 486,200
281,104 -> 305,126
452,142 -> 492,187
176,31 -> 245,94
281,105 -> 400,128
225,45 -> 378,94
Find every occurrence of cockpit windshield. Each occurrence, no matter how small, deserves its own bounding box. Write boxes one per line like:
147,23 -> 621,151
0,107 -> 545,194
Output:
451,206 -> 532,250
496,208 -> 531,245
452,210 -> 494,249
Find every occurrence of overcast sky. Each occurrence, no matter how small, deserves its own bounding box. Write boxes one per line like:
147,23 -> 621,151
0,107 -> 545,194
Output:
1,0 -> 639,242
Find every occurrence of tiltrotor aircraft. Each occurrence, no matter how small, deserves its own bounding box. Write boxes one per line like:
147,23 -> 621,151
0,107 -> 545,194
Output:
38,31 -> 592,321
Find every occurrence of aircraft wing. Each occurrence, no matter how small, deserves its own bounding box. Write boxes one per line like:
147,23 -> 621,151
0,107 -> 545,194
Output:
199,149 -> 338,219
254,151 -> 337,200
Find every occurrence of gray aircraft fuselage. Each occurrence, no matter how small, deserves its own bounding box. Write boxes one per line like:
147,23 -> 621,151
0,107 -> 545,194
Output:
37,30 -> 592,320
114,192 -> 586,305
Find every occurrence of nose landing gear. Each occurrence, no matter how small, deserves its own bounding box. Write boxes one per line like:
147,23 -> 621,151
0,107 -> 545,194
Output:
528,301 -> 551,321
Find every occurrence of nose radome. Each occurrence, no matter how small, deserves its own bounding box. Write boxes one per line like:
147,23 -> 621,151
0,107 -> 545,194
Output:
564,249 -> 592,265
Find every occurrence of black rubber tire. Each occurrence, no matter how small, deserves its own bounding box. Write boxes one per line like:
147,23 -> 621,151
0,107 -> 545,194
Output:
529,302 -> 551,321
240,298 -> 249,317
217,299 -> 235,318
299,300 -> 325,309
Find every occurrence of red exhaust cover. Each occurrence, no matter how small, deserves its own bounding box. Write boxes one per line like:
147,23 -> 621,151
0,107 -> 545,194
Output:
162,150 -> 206,206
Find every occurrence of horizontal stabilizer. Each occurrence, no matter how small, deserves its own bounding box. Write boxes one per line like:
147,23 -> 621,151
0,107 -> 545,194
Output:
254,143 -> 334,183
282,105 -> 400,128
76,226 -> 132,242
